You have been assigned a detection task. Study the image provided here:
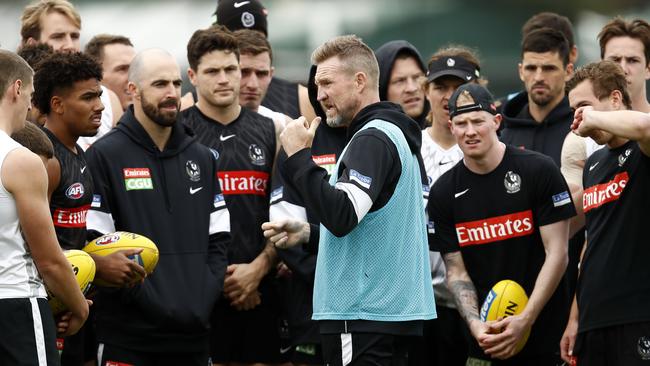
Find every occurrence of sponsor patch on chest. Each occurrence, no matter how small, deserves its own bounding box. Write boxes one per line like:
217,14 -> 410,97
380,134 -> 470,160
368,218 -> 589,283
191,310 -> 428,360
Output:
123,168 -> 153,191
217,170 -> 269,195
455,210 -> 534,246
583,172 -> 628,212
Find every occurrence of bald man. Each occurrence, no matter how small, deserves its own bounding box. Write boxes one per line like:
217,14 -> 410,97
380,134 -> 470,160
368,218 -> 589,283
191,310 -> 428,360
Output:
85,49 -> 231,366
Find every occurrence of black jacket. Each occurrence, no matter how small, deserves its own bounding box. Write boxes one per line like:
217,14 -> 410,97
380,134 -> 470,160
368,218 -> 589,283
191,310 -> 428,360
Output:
375,40 -> 430,129
500,91 -> 573,167
86,107 -> 231,352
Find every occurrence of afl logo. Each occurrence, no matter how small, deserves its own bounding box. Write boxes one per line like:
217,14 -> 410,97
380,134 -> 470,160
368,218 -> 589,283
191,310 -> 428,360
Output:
95,233 -> 120,246
65,183 -> 85,199
186,160 -> 201,182
249,144 -> 266,166
504,171 -> 521,194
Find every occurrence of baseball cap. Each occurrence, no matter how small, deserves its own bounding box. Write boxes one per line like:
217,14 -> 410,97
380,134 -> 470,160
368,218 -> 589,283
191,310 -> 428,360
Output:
426,56 -> 480,83
448,83 -> 497,119
214,0 -> 268,36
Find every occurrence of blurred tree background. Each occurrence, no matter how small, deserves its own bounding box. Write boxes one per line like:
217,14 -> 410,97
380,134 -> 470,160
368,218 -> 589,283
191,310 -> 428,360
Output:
1,0 -> 648,97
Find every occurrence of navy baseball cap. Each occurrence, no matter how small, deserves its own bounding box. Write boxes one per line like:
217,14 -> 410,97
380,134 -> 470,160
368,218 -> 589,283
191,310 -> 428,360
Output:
426,56 -> 480,83
214,0 -> 268,36
448,83 -> 497,119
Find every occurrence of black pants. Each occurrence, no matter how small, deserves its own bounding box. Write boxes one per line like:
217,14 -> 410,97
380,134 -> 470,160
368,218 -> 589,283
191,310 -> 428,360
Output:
574,321 -> 650,365
97,343 -> 209,366
321,333 -> 409,366
0,298 -> 59,366
408,305 -> 468,366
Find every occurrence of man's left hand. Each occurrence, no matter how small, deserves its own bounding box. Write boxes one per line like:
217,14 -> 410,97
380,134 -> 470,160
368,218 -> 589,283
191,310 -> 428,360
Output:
478,314 -> 533,360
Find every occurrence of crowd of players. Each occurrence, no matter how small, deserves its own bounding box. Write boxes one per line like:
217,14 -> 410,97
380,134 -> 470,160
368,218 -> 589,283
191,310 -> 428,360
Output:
0,0 -> 649,365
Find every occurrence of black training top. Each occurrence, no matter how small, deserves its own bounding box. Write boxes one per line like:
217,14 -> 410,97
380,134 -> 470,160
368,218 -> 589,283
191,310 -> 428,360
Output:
86,107 -> 231,352
428,145 -> 575,359
578,141 -> 650,333
43,128 -> 93,250
183,106 -> 276,265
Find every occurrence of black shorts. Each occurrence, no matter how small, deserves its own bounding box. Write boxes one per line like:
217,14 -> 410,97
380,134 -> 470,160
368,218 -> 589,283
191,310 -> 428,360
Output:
210,288 -> 285,363
0,297 -> 59,366
291,343 -> 323,365
97,342 -> 209,366
574,321 -> 650,366
409,305 -> 468,366
321,332 -> 409,366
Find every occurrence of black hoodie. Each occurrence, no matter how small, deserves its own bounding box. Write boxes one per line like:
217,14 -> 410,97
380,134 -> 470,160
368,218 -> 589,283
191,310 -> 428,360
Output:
86,107 -> 231,352
281,101 -> 427,238
375,40 -> 430,129
500,91 -> 573,166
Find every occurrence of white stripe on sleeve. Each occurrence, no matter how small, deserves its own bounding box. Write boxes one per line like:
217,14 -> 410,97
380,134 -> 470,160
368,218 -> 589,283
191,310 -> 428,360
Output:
335,182 -> 373,223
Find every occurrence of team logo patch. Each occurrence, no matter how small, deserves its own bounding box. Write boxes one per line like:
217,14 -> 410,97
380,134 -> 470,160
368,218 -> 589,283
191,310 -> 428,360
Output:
95,233 -> 121,245
65,182 -> 85,199
213,193 -> 226,209
248,144 -> 266,166
186,160 -> 201,182
427,220 -> 435,234
123,168 -> 153,191
552,191 -> 571,207
504,171 -> 521,194
618,148 -> 632,166
349,169 -> 372,189
638,336 -> 650,360
210,148 -> 220,160
270,187 -> 283,201
91,194 -> 101,208
241,11 -> 255,27
447,58 -> 455,67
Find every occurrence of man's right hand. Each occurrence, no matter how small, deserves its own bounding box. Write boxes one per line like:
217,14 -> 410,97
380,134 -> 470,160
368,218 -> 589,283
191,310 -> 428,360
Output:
56,299 -> 92,336
92,249 -> 147,287
261,219 -> 310,249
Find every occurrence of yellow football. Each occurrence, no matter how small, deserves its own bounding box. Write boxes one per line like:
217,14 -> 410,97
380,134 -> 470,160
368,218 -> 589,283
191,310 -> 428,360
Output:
479,279 -> 531,355
48,249 -> 96,315
83,231 -> 159,286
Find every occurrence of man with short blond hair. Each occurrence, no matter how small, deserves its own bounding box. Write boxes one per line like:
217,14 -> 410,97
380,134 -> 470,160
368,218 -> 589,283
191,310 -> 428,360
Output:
20,0 -> 81,52
266,35 -> 435,365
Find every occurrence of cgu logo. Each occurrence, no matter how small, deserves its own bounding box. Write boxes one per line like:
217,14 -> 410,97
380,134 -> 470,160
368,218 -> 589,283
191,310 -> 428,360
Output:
65,183 -> 85,199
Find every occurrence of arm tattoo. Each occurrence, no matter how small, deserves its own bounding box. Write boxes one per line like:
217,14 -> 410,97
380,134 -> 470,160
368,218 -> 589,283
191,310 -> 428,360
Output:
449,280 -> 480,323
443,252 -> 480,325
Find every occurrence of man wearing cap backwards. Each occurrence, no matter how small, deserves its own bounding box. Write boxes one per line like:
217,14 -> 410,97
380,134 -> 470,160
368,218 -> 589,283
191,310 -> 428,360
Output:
265,35 -> 435,366
412,45 -> 485,366
375,40 -> 429,129
427,83 -> 575,364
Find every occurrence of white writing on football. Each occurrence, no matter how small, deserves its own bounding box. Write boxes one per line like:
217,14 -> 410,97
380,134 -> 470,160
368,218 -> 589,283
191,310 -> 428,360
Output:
583,172 -> 628,213
456,210 -> 534,246
218,170 -> 269,196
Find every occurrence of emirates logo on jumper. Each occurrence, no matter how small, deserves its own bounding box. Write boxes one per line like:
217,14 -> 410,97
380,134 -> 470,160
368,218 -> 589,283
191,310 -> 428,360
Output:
217,170 -> 269,196
456,210 -> 534,246
583,172 -> 628,213
53,204 -> 91,228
